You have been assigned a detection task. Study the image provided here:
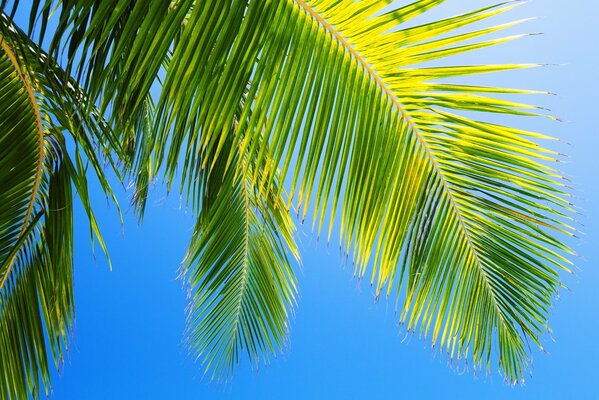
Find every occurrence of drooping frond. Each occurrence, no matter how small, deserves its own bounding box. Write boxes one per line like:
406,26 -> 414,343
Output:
11,0 -> 574,383
0,15 -> 121,398
0,33 -> 70,399
182,130 -> 299,379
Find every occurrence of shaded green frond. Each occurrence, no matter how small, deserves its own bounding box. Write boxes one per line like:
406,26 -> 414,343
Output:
182,122 -> 299,379
124,96 -> 156,219
0,156 -> 74,400
0,15 -> 122,398
0,36 -> 42,278
0,35 -> 71,399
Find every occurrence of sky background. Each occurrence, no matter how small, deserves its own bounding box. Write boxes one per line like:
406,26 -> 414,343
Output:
12,1 -> 598,398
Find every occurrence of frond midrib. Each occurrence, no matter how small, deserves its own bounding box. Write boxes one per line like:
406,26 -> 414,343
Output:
0,36 -> 45,291
228,166 -> 252,344
294,0 -> 509,324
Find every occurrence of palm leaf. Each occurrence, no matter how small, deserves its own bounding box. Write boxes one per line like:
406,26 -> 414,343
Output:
182,128 -> 299,379
11,0 -> 574,384
0,33 -> 69,399
0,15 -> 122,398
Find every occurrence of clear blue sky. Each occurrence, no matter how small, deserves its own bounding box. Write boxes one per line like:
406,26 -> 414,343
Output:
15,1 -> 597,398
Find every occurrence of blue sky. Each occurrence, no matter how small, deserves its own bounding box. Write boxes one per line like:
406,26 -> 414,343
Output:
15,1 -> 597,398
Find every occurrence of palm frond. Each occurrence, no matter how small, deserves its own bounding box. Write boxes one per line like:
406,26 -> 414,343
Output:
12,0 -> 574,383
182,130 -> 299,379
0,33 -> 70,399
0,14 -> 122,398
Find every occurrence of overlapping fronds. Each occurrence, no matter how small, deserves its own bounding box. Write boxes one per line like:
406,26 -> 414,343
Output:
0,15 -> 120,399
5,0 -> 574,386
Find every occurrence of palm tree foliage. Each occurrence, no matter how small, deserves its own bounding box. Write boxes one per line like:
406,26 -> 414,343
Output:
0,14 -> 120,399
1,0 -> 574,396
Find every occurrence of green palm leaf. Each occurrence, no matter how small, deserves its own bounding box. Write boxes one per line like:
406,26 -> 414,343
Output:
6,0 -> 574,387
0,15 -> 121,398
0,34 -> 74,399
182,129 -> 299,379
